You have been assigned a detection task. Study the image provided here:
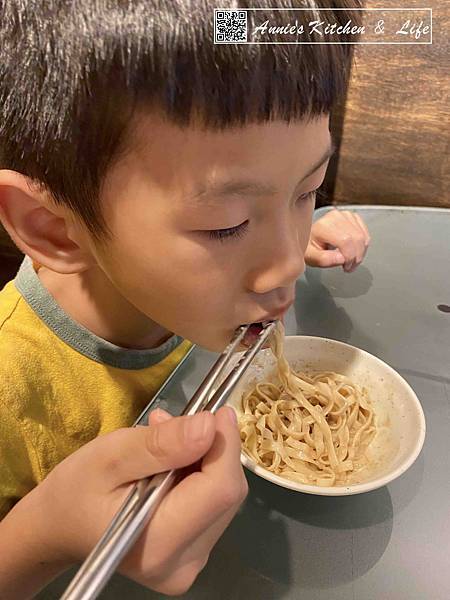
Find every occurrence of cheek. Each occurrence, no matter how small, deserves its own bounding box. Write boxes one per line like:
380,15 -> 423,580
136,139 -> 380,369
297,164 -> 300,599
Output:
99,225 -> 235,316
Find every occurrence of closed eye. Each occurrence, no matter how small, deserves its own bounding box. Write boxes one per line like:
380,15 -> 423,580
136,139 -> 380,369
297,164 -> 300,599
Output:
204,187 -> 325,243
207,220 -> 249,242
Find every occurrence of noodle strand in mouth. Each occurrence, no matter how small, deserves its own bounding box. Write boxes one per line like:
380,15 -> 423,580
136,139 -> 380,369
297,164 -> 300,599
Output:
238,322 -> 376,486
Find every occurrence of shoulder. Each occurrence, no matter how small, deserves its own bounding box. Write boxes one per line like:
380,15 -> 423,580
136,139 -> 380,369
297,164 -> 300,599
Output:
0,279 -> 22,328
0,280 -> 51,411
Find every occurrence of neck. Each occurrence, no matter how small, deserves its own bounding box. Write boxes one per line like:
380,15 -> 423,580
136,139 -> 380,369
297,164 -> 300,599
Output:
36,265 -> 172,349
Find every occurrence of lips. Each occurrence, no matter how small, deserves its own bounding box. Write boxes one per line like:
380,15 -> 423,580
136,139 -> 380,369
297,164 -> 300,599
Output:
239,302 -> 292,349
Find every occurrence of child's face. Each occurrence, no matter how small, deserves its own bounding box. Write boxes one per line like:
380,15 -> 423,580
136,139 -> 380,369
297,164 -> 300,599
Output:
89,112 -> 332,352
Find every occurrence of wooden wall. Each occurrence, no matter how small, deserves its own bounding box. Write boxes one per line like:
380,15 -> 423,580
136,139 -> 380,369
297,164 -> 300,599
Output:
0,226 -> 22,287
331,0 -> 449,208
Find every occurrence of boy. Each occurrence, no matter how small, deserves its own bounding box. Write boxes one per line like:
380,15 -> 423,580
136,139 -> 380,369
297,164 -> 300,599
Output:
0,0 -> 369,596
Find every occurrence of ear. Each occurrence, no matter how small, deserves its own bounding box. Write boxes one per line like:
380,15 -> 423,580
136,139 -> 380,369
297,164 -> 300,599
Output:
0,170 -> 97,274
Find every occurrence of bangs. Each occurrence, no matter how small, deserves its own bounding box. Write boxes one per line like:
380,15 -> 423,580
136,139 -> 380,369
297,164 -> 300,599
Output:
90,0 -> 361,129
0,0 -> 363,243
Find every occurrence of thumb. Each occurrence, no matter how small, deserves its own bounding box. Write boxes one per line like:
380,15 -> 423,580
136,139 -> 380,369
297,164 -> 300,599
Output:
306,245 -> 345,268
102,412 -> 216,487
149,407 -> 173,425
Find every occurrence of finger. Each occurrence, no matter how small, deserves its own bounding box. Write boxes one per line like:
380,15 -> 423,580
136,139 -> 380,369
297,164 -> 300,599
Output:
312,216 -> 357,266
119,410 -> 246,590
352,213 -> 370,263
143,407 -> 247,556
346,211 -> 368,250
353,213 -> 371,244
180,502 -> 239,564
149,502 -> 241,590
343,258 -> 356,273
341,219 -> 363,270
340,211 -> 366,265
99,412 -> 216,487
305,241 -> 345,268
201,406 -> 243,476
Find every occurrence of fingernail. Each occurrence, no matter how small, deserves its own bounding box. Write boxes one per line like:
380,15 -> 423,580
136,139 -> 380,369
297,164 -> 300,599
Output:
185,413 -> 209,442
151,408 -> 172,424
226,406 -> 238,426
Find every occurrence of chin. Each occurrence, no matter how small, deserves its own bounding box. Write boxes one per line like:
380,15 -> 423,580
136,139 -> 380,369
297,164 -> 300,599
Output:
192,327 -> 238,354
194,326 -> 269,355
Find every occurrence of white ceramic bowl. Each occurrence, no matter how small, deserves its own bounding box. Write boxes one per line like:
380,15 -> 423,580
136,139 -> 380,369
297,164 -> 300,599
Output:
226,335 -> 426,496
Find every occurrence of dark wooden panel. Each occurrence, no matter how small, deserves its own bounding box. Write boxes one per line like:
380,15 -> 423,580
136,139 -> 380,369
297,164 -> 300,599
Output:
334,0 -> 449,208
0,225 -> 23,288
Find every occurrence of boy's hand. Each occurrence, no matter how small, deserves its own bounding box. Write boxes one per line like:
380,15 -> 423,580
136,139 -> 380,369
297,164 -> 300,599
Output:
305,208 -> 371,272
30,406 -> 247,596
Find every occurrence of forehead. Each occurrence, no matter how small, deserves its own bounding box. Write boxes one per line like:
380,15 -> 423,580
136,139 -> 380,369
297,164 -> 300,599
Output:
126,111 -> 331,198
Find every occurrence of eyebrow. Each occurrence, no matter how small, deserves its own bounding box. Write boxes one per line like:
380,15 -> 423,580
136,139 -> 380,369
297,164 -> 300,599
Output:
188,141 -> 336,204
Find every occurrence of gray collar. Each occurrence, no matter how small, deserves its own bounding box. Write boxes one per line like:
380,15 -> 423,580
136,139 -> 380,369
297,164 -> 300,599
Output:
14,255 -> 185,370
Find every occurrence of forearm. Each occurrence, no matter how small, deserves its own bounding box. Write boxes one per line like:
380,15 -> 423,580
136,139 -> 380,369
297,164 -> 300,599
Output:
0,490 -> 73,599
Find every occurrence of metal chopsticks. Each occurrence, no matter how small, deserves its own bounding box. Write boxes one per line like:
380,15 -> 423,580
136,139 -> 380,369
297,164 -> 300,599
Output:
61,320 -> 277,600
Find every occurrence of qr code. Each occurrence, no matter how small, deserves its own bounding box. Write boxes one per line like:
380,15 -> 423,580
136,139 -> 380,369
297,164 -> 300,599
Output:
214,10 -> 247,43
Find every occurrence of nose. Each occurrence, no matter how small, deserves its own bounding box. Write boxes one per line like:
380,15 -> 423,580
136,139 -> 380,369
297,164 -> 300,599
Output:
248,216 -> 306,294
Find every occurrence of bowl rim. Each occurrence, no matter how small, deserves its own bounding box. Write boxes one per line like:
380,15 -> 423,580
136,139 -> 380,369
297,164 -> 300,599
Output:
233,335 -> 427,496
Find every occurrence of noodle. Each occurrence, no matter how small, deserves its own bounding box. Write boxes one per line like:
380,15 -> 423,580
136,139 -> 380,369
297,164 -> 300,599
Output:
238,322 -> 376,486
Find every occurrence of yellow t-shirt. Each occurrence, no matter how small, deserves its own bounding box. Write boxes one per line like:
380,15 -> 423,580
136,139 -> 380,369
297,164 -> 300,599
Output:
0,255 -> 194,520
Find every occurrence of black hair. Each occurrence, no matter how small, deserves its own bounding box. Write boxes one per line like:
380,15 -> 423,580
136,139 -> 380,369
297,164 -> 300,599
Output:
0,0 -> 363,244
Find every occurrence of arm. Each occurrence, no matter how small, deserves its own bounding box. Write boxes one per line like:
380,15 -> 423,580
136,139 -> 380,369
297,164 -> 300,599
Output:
0,490 -> 73,599
0,397 -> 70,597
0,407 -> 246,598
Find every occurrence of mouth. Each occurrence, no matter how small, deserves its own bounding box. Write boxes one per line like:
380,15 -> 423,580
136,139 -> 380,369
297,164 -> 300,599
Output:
241,322 -> 266,348
235,298 -> 293,351
239,313 -> 286,350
